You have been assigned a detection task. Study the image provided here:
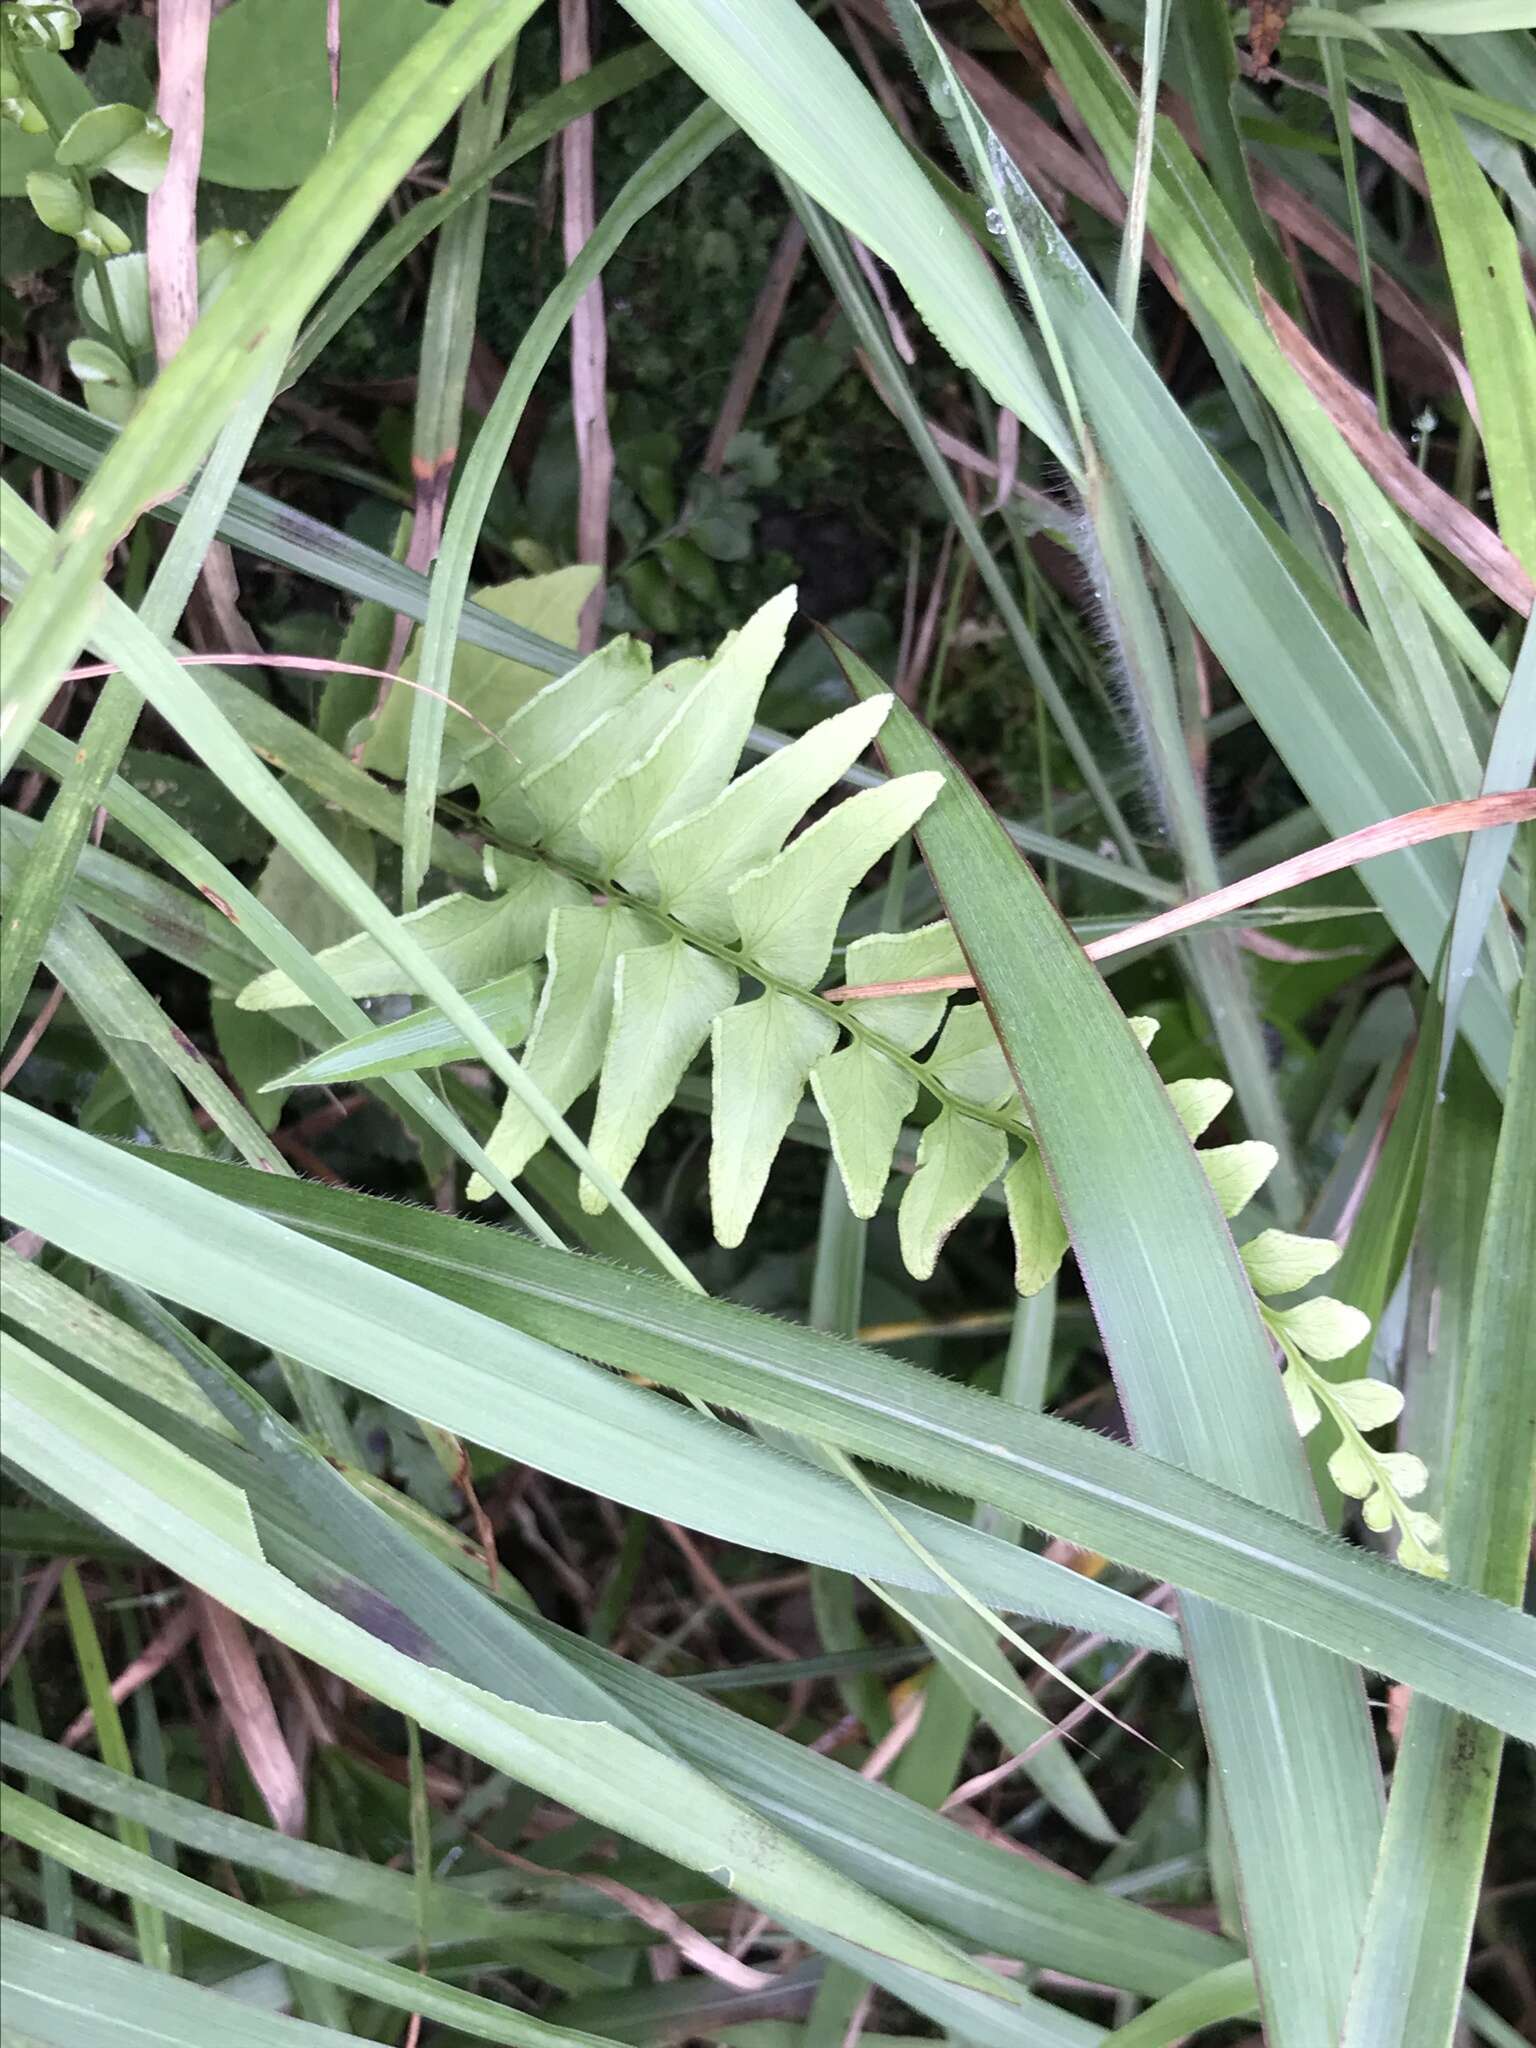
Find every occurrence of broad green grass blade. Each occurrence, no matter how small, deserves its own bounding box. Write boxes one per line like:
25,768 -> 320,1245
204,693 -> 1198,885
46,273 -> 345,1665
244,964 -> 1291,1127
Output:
0,1251 -> 230,1438
524,1620 -> 1234,1997
0,1100 -> 1165,1647
123,1282 -> 686,1745
0,1613 -> 1248,2001
406,101 -> 733,908
10,1393 -> 1133,2048
133,1146 -> 1536,1736
1169,0 -> 1293,309
1401,1055 -> 1500,1520
0,1335 -> 1029,2008
1399,64 -> 1536,575
1,1921 -> 356,2048
30,881 -> 280,1169
836,619 -> 1383,2044
934,5 -> 1513,1090
1442,623 -> 1534,1064
1080,451 -> 1300,1216
16,900 -> 206,1157
17,1288 -> 1223,2014
1341,851 -> 1536,2048
1357,1 -> 1536,29
1,1786 -> 618,2048
808,1167 -> 1116,1845
0,1724 -> 634,1956
0,823 -> 280,1169
1305,983 -> 1439,1414
772,1914 -> 1101,2048
802,1184 -> 895,2048
806,1166 -> 1114,1846
0,0 -> 542,764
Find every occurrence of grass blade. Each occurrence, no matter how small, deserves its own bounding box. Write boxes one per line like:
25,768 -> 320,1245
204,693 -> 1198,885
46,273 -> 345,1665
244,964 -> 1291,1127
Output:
1398,63 -> 1536,575
2,1312 -> 1223,2008
615,0 -> 1073,463
0,1100 -> 1166,1648
56,1566 -> 170,1973
291,41 -> 672,380
0,0 -> 542,764
271,969 -> 537,1088
0,370 -> 276,1051
835,617 -> 1384,2042
407,102 -> 733,907
1099,1961 -> 1259,2048
1114,0 -> 1167,327
125,1143 -> 1536,1737
399,46 -> 517,909
1,1920 -> 356,2048
0,1334 -> 1097,2022
1341,844 -> 1536,2045
1,1785 -> 616,2048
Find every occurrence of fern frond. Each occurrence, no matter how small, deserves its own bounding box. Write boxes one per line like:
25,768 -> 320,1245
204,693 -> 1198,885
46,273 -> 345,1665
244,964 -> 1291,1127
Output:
238,586 -> 1258,1281
234,582 -> 1446,1572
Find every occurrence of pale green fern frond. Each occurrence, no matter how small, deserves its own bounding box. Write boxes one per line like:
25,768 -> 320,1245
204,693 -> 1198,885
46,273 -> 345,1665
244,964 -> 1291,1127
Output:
234,587 -> 1283,1285
237,586 -> 1446,1568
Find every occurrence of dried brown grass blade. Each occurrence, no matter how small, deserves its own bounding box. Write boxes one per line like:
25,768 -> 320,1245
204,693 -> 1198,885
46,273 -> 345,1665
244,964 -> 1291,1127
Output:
0,1560 -> 67,1689
702,218 -> 806,475
828,791 -> 1536,1000
326,0 -> 342,116
147,0 -> 212,368
194,1594 -> 306,1836
473,1834 -> 775,1990
1263,292 -> 1534,614
62,1601 -> 198,1751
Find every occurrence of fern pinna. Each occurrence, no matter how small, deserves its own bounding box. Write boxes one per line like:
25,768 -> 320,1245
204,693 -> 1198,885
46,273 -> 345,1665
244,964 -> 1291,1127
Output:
240,585 -> 1443,1574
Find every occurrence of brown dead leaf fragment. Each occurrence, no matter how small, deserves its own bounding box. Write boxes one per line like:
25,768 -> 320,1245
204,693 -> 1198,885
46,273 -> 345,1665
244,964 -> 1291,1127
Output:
1247,0 -> 1294,73
195,1594 -> 306,1836
1262,290 -> 1535,615
971,0 -> 1047,71
827,790 -> 1536,1001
